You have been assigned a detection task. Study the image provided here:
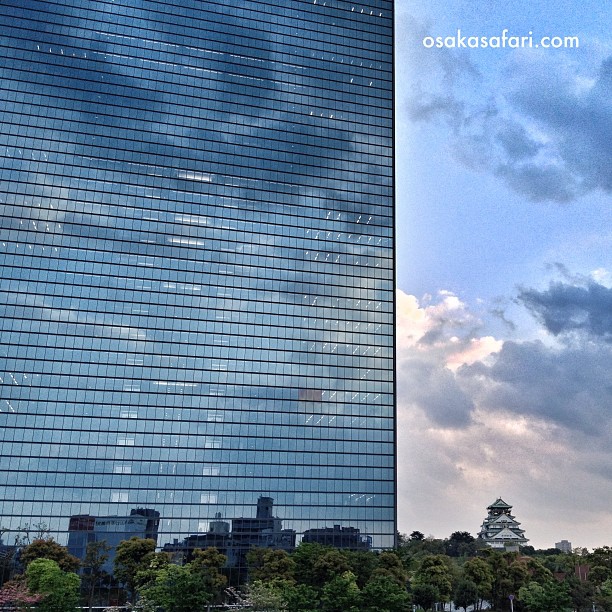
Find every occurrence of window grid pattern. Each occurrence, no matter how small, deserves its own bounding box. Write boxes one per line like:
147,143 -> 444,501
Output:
0,0 -> 394,549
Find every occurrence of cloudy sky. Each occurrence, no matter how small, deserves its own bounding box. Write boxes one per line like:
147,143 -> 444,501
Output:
395,0 -> 612,549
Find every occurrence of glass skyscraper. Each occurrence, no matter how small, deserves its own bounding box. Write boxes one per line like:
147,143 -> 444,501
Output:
0,0 -> 394,559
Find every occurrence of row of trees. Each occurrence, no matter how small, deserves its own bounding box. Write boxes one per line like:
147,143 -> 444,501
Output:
396,533 -> 612,612
0,530 -> 611,611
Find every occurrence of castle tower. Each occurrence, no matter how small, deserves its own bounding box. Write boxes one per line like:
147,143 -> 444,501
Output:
478,498 -> 528,549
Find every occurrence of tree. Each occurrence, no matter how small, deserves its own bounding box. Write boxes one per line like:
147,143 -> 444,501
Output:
454,579 -> 479,612
411,555 -> 455,610
372,551 -> 408,588
0,547 -> 17,587
26,558 -> 80,612
113,537 -> 156,603
397,535 -> 447,577
519,580 -> 572,612
313,548 -> 352,586
411,582 -> 439,611
137,562 -> 214,612
12,522 -> 52,548
291,543 -> 344,588
361,574 -> 411,612
320,570 -> 360,612
82,540 -> 111,611
445,532 -> 477,558
345,550 -> 379,588
588,547 -> 612,585
565,575 -> 596,612
524,557 -> 554,584
462,557 -> 494,610
483,551 -> 530,610
590,565 -> 612,586
0,579 -> 43,608
247,548 -> 296,584
246,579 -> 288,611
133,551 -> 171,594
190,547 -> 228,602
20,538 -> 80,573
280,581 -> 319,611
594,577 -> 612,612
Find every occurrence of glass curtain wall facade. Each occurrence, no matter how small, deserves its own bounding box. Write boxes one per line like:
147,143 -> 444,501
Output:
0,0 -> 394,555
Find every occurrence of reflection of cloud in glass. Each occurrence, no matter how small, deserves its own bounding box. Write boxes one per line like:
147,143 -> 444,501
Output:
0,0 -> 393,545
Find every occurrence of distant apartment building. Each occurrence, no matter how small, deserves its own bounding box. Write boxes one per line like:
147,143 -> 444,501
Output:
302,524 -> 372,550
555,539 -> 572,553
68,508 -> 159,573
163,497 -> 295,580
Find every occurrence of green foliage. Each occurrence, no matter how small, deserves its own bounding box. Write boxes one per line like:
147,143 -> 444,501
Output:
247,579 -> 288,611
360,573 -> 411,611
525,557 -> 554,584
412,554 -> 455,607
345,550 -> 379,588
462,556 -> 494,603
453,579 -> 479,612
595,577 -> 612,612
320,570 -> 361,612
189,547 -> 228,602
589,546 -> 612,572
445,531 -> 477,558
281,581 -> 320,611
565,576 -> 596,612
113,537 -> 156,603
483,550 -> 531,610
137,562 -> 213,612
82,540 -> 111,610
133,552 -> 171,593
20,538 -> 80,573
372,551 -> 408,587
242,545 -> 411,611
132,547 -> 227,610
25,558 -> 80,611
314,548 -> 352,585
247,548 -> 296,583
396,535 -> 446,571
291,543 -> 348,588
411,581 -> 439,611
518,580 -> 573,612
590,565 -> 611,586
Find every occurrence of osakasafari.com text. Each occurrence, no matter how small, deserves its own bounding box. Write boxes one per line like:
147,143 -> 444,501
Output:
423,29 -> 579,49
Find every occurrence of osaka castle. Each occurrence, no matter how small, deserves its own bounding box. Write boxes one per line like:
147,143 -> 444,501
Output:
477,498 -> 528,549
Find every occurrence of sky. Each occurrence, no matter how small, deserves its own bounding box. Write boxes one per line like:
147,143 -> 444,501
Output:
395,0 -> 612,550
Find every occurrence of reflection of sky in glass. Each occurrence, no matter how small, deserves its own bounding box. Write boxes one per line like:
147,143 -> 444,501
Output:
0,0 -> 393,547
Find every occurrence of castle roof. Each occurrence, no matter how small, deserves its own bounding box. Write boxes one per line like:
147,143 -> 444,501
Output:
488,527 -> 527,541
490,514 -> 520,526
487,497 -> 512,509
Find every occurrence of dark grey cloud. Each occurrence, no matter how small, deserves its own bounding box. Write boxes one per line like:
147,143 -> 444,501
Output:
398,355 -> 475,427
460,339 -> 612,440
518,279 -> 612,341
489,306 -> 517,332
508,55 -> 612,194
456,276 -> 612,437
